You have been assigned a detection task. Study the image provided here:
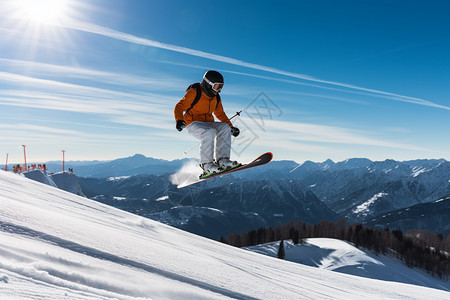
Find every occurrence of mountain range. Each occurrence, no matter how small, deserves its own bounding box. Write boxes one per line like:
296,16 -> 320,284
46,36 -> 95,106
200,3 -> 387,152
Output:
79,174 -> 338,239
16,154 -> 450,238
63,154 -> 449,238
366,196 -> 450,236
286,158 -> 450,221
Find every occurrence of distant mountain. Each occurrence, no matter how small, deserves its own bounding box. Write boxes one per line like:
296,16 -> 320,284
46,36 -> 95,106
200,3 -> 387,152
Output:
285,158 -> 450,222
71,154 -> 450,236
79,174 -> 338,239
76,154 -> 189,177
209,157 -> 450,226
80,174 -> 171,213
168,178 -> 339,238
365,196 -> 450,235
43,154 -> 188,178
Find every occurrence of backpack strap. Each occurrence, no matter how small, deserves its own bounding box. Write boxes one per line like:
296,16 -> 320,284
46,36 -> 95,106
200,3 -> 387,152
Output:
216,93 -> 221,109
184,83 -> 202,116
184,83 -> 221,115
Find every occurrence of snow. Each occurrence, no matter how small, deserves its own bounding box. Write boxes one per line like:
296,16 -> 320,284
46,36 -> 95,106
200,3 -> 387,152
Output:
289,164 -> 301,173
50,172 -> 85,196
246,239 -> 450,292
155,195 -> 169,201
1,170 -> 449,299
411,161 -> 445,178
353,192 -> 388,215
322,164 -> 331,170
107,176 -> 131,181
23,170 -> 57,188
412,166 -> 428,177
170,159 -> 201,188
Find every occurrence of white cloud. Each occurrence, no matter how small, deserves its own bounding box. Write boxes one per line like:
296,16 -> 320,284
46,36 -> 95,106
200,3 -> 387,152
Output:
0,58 -> 187,90
54,19 -> 450,111
4,124 -> 81,135
248,118 -> 433,152
0,71 -> 174,129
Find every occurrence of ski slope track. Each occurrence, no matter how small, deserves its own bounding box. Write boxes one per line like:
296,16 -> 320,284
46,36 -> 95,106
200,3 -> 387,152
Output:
0,170 -> 448,299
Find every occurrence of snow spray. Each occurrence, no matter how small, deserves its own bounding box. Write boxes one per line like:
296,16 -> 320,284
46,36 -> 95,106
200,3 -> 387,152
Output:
170,160 -> 201,188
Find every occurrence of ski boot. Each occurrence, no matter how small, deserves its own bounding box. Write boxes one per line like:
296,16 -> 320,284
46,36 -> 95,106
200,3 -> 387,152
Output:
200,162 -> 222,179
217,157 -> 241,171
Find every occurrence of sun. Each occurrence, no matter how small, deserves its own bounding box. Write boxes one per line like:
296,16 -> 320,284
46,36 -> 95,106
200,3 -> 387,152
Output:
4,0 -> 79,56
14,0 -> 71,24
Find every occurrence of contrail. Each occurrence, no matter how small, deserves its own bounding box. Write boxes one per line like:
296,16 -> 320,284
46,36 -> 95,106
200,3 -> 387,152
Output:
56,19 -> 449,111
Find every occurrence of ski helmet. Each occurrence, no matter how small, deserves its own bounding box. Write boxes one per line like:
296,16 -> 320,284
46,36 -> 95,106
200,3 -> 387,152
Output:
202,70 -> 224,97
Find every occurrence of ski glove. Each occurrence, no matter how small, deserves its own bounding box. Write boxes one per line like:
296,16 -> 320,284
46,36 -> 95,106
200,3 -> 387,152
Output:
176,120 -> 186,132
231,126 -> 240,137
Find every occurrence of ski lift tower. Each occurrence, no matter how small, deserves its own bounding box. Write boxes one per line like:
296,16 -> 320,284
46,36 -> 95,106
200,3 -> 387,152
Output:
62,150 -> 66,173
22,145 -> 27,171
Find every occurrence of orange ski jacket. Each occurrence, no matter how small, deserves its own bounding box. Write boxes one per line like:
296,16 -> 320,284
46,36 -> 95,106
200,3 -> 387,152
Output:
174,84 -> 232,127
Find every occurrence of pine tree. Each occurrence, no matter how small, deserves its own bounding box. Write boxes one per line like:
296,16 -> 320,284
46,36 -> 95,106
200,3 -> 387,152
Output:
277,240 -> 286,260
290,228 -> 300,245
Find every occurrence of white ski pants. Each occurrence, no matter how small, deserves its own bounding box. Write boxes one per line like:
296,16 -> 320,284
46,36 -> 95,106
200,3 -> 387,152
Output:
187,121 -> 231,164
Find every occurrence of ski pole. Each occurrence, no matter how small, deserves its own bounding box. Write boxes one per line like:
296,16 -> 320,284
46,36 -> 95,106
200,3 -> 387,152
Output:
228,110 -> 242,122
183,111 -> 242,156
183,143 -> 200,156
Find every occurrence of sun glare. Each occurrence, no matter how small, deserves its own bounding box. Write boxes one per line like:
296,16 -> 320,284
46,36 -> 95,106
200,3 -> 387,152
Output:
14,0 -> 70,24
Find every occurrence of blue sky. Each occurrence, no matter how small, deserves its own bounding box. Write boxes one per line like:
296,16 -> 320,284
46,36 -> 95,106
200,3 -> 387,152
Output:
0,0 -> 449,164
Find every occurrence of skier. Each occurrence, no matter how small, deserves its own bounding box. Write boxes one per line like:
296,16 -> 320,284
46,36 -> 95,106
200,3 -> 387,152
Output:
174,70 -> 241,175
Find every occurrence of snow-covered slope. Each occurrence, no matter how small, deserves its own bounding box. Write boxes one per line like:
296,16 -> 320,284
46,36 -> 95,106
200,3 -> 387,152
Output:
246,239 -> 450,292
23,169 -> 58,188
1,170 -> 449,299
23,170 -> 85,196
50,172 -> 85,196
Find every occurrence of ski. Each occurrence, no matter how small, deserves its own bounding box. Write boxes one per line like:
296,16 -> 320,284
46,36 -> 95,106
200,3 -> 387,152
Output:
177,152 -> 273,189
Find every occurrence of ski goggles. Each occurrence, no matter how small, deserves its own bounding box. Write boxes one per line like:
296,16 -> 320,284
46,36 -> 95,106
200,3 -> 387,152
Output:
203,77 -> 224,93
